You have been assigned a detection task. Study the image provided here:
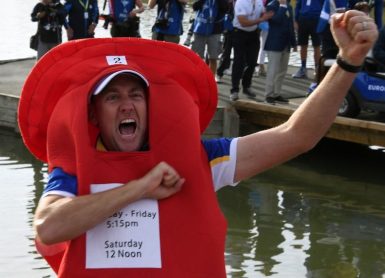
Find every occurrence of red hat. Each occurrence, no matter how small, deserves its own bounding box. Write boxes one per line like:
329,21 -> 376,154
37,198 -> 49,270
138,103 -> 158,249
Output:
18,38 -> 218,162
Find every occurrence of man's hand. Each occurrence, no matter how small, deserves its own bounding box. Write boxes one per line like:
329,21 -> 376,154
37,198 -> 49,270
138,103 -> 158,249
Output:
88,23 -> 96,36
140,162 -> 185,199
331,10 -> 378,66
260,10 -> 274,22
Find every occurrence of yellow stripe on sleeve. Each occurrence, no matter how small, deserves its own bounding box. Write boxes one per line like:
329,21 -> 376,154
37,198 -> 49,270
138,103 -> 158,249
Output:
210,156 -> 230,167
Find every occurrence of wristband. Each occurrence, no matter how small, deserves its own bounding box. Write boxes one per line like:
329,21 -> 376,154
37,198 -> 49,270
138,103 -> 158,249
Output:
336,55 -> 362,73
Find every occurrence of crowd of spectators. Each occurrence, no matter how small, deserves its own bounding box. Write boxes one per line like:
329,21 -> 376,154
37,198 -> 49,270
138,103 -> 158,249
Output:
31,0 -> 384,96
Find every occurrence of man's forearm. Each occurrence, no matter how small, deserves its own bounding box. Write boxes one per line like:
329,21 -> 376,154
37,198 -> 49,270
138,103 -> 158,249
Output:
35,180 -> 145,245
286,63 -> 356,148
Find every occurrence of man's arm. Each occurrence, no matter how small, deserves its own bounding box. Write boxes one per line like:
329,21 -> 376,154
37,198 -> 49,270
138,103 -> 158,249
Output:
234,10 -> 378,182
237,11 -> 274,27
131,0 -> 145,15
34,162 -> 184,245
148,0 -> 158,9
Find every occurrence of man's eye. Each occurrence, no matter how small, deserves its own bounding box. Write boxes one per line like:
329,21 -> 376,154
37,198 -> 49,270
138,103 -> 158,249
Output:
131,91 -> 145,99
106,93 -> 119,101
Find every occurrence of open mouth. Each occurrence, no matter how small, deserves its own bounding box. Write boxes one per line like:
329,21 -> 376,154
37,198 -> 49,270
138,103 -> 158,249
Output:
119,119 -> 137,136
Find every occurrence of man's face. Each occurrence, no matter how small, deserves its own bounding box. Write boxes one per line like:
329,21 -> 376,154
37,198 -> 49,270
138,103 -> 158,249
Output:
90,74 -> 148,152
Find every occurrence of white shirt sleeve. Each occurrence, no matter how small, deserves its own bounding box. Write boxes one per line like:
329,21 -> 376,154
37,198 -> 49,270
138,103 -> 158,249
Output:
211,138 -> 240,191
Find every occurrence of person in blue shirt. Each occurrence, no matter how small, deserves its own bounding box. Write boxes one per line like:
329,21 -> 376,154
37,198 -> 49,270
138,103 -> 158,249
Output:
292,0 -> 323,79
349,0 -> 383,29
191,0 -> 229,75
264,0 -> 297,104
64,0 -> 99,40
148,0 -> 188,43
105,0 -> 145,38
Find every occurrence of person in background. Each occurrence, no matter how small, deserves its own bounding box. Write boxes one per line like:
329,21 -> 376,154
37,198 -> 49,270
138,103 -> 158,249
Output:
148,0 -> 188,43
191,0 -> 229,75
264,0 -> 297,104
103,0 -> 145,37
349,0 -> 383,29
256,0 -> 270,76
292,0 -> 323,79
215,0 -> 235,83
373,25 -> 385,71
64,0 -> 99,40
230,0 -> 273,101
31,0 -> 66,60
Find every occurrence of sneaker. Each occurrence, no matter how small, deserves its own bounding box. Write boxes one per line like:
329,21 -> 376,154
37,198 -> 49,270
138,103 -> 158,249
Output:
230,92 -> 239,101
292,67 -> 307,79
183,35 -> 192,47
243,87 -> 257,98
274,96 -> 289,103
223,69 -> 232,76
265,97 -> 275,104
307,82 -> 318,95
257,67 -> 266,77
215,74 -> 223,83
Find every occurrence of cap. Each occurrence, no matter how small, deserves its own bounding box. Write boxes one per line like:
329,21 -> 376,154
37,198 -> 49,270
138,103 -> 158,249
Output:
93,69 -> 149,96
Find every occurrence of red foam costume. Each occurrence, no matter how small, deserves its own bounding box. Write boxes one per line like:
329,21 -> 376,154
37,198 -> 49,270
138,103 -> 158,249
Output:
19,38 -> 227,277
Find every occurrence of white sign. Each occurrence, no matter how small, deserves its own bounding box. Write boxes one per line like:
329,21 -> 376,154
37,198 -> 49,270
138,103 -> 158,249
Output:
86,183 -> 161,269
106,56 -> 128,65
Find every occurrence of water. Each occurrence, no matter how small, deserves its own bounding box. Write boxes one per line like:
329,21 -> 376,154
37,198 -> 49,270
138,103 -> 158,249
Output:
1,127 -> 385,277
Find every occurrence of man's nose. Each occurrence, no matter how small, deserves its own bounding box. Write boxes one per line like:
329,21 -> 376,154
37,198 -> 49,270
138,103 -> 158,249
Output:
119,98 -> 134,113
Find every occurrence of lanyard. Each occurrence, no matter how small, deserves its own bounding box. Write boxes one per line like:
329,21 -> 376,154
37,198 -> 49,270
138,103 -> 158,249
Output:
78,0 -> 90,10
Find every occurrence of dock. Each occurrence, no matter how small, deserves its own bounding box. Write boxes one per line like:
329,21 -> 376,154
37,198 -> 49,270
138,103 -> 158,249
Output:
1,57 -> 385,147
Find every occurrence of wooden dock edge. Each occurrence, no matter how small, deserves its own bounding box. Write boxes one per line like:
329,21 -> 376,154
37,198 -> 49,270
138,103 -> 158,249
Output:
203,105 -> 240,139
234,99 -> 385,147
0,94 -> 19,133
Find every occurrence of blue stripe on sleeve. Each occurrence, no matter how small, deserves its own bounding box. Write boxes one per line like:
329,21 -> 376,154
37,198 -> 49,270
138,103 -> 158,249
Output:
202,138 -> 233,162
43,167 -> 78,197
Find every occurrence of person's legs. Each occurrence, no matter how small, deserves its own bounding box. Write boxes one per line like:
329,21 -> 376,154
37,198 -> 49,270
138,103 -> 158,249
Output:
217,31 -> 233,78
37,39 -> 55,60
293,17 -> 309,78
163,34 -> 180,44
265,50 -> 280,102
191,34 -> 207,59
231,29 -> 247,99
274,49 -> 290,101
241,30 -> 259,91
257,29 -> 268,75
207,34 -> 221,75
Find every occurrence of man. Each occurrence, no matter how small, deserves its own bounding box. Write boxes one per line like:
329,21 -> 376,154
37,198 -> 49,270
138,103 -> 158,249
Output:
230,0 -> 273,101
264,0 -> 297,104
64,0 -> 99,40
19,10 -> 377,277
105,0 -> 145,37
292,0 -> 323,79
191,0 -> 228,75
148,0 -> 188,43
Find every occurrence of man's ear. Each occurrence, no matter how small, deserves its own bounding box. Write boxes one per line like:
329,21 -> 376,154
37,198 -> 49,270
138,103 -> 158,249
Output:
89,104 -> 98,126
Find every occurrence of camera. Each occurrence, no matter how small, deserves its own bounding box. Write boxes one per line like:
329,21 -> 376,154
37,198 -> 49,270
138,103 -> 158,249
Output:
154,18 -> 169,29
101,14 -> 115,29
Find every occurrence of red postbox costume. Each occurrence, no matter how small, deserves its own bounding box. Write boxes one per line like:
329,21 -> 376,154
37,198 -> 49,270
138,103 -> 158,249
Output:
18,38 -> 228,277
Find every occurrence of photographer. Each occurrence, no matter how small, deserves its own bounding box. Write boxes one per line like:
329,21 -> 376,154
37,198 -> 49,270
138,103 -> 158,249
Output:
104,0 -> 145,37
31,0 -> 66,60
148,0 -> 188,43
